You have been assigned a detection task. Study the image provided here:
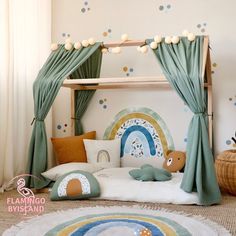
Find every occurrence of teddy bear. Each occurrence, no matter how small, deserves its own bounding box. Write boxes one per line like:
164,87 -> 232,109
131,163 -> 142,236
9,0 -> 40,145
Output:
163,150 -> 186,172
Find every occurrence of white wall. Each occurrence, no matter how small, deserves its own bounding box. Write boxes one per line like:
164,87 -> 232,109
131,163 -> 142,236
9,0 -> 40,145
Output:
52,0 -> 236,154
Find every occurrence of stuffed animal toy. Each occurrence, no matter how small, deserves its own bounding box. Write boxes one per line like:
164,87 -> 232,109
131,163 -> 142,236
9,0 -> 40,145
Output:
163,150 -> 186,172
129,164 -> 172,181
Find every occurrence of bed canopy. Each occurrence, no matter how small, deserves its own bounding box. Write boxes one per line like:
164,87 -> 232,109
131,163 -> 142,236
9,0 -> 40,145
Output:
26,35 -> 221,205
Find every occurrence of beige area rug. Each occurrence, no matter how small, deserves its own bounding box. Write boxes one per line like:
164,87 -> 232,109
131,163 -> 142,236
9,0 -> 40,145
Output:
0,190 -> 235,235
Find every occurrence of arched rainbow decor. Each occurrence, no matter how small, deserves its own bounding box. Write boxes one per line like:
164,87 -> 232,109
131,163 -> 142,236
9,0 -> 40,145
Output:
57,173 -> 91,197
103,107 -> 174,167
5,207 -> 229,235
45,213 -> 191,236
121,125 -> 157,157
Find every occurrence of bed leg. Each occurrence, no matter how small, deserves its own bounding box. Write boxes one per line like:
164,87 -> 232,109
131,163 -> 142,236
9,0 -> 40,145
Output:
71,89 -> 75,136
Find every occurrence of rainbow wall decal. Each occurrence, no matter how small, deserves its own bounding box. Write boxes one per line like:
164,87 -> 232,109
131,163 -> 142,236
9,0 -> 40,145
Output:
104,108 -> 174,167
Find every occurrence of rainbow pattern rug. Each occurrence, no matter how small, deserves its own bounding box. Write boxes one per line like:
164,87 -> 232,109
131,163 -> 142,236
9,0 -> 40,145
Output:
3,206 -> 231,236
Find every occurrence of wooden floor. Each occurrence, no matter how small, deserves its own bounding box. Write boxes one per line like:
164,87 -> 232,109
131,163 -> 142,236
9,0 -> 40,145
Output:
0,190 -> 236,235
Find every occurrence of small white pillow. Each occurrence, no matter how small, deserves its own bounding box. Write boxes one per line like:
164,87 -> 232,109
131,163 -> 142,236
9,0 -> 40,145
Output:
83,139 -> 121,168
41,163 -> 103,181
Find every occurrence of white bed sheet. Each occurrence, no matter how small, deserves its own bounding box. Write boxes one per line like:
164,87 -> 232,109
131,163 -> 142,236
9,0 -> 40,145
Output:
94,167 -> 199,205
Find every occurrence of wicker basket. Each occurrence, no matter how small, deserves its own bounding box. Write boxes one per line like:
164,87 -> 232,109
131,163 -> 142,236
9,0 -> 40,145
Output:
215,150 -> 236,195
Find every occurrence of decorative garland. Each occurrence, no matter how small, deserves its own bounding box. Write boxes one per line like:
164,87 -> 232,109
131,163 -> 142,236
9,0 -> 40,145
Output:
50,30 -> 196,54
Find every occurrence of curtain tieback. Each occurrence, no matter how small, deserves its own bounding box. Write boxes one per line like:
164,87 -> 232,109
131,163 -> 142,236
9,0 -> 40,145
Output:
31,117 -> 44,125
194,112 -> 212,116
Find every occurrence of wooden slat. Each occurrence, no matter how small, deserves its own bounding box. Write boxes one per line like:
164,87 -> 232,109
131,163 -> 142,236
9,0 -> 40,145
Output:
206,48 -> 212,85
102,36 -> 208,48
103,40 -> 145,48
63,76 -> 166,85
208,85 -> 213,148
201,36 -> 209,80
68,82 -> 170,90
63,81 -> 210,90
201,36 -> 213,148
206,47 -> 213,148
64,83 -> 211,90
71,89 -> 75,135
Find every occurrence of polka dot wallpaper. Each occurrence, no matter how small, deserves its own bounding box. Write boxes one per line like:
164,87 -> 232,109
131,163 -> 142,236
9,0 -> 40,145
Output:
52,0 -> 236,154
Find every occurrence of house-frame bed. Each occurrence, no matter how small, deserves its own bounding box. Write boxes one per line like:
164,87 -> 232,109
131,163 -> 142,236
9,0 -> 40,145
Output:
63,37 -> 213,148
26,35 -> 221,205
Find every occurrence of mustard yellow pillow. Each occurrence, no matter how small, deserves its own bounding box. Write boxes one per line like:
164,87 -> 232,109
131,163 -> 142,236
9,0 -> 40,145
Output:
51,131 -> 96,164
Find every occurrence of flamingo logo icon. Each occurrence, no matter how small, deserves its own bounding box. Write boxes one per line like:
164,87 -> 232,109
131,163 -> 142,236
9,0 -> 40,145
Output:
6,174 -> 46,216
16,178 -> 35,198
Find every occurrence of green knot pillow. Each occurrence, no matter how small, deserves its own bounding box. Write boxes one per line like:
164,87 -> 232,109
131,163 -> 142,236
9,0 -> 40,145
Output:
50,170 -> 100,201
129,164 -> 172,181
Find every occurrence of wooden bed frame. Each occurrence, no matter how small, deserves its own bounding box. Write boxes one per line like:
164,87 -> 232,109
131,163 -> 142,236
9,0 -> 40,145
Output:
61,36 -> 213,147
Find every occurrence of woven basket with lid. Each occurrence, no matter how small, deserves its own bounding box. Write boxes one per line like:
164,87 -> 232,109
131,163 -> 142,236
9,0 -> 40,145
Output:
215,149 -> 236,195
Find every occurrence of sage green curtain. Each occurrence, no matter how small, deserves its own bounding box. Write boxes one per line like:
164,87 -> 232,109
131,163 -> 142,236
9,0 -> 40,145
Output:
147,36 -> 221,205
70,48 -> 102,135
27,43 -> 102,189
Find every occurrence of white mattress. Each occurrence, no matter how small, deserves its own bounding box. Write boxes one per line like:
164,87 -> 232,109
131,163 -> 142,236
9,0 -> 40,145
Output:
94,167 -> 199,205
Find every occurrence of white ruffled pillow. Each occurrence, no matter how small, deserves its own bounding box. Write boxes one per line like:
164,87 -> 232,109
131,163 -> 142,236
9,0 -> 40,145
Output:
83,139 -> 121,169
41,163 -> 103,181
